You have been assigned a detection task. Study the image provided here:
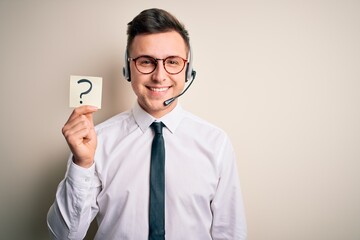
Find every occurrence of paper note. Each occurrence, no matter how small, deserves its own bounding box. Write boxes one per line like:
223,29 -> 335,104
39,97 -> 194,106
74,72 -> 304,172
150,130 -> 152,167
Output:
69,75 -> 102,108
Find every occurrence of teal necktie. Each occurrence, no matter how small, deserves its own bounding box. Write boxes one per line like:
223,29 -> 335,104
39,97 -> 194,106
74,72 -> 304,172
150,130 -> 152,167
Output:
149,122 -> 165,240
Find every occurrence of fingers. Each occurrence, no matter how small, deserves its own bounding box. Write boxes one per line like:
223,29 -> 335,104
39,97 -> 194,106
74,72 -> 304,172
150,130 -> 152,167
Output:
62,106 -> 98,167
62,115 -> 92,142
62,105 -> 98,147
66,105 -> 98,124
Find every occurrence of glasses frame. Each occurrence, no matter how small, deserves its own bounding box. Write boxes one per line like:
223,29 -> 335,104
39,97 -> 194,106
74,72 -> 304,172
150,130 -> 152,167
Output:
128,55 -> 188,75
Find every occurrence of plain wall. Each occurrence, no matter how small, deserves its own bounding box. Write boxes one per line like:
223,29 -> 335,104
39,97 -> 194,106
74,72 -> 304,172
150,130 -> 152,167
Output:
1,0 -> 359,239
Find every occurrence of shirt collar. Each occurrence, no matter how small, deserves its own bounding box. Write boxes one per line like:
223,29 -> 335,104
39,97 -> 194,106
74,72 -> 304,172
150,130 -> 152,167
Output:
132,101 -> 185,134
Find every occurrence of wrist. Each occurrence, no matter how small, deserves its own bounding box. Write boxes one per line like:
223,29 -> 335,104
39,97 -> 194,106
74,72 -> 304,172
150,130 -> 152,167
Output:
72,156 -> 94,169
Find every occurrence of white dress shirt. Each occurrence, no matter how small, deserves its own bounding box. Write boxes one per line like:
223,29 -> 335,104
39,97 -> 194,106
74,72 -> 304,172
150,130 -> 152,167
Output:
47,102 -> 247,240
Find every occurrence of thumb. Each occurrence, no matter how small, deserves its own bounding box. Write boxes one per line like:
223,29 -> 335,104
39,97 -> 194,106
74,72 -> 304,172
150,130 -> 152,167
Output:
84,107 -> 98,127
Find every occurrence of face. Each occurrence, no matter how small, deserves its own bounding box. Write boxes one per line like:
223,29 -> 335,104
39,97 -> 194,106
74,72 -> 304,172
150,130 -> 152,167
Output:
129,31 -> 188,118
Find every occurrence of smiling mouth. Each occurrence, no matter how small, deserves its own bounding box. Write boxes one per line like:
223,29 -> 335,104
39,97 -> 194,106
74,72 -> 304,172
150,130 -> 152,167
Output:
148,87 -> 170,92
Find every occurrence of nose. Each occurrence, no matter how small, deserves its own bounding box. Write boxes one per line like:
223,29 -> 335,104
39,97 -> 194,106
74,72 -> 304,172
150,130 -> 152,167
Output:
152,59 -> 167,82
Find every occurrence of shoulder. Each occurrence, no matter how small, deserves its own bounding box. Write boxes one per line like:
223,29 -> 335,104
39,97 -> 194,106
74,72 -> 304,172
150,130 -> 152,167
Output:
94,110 -> 135,136
183,111 -> 225,133
180,110 -> 229,143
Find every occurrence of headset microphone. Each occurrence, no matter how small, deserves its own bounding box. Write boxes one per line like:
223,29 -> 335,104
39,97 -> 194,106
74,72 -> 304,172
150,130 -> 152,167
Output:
163,70 -> 196,106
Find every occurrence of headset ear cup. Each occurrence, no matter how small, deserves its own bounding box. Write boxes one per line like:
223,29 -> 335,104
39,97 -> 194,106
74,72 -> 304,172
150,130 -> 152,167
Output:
123,51 -> 131,82
123,67 -> 130,82
191,70 -> 196,80
185,65 -> 196,82
185,63 -> 190,82
186,47 -> 195,82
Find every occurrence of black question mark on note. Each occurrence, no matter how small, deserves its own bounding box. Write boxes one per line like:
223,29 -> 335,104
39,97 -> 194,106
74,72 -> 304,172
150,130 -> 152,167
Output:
77,79 -> 93,104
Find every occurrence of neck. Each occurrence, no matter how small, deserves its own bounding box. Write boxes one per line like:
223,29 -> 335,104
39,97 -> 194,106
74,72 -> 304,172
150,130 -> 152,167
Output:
138,99 -> 178,119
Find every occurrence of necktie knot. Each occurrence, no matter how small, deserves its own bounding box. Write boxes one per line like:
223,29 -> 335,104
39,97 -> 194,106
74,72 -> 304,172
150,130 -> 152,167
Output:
151,122 -> 163,135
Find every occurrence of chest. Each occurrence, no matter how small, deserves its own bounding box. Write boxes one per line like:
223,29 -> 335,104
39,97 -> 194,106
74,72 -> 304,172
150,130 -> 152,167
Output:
96,132 -> 219,205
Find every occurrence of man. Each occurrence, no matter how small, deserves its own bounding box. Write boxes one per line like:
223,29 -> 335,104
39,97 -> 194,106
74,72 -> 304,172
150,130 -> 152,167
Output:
47,8 -> 247,240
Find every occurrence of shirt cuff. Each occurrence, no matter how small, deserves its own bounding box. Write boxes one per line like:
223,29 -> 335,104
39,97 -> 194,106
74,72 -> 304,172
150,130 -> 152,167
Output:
67,161 -> 96,188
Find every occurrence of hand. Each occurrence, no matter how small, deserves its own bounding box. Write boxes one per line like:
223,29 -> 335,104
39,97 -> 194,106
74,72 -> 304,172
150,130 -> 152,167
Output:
62,105 -> 98,168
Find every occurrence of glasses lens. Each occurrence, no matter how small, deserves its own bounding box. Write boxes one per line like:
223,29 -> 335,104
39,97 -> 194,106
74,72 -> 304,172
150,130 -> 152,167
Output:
164,56 -> 185,74
134,56 -> 186,75
135,56 -> 157,74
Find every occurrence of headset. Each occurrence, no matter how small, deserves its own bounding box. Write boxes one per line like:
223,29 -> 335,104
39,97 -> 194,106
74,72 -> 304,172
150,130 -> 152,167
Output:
122,47 -> 196,83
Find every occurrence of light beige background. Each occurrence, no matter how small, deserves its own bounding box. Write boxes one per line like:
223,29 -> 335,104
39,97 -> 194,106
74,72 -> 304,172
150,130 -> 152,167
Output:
1,0 -> 359,239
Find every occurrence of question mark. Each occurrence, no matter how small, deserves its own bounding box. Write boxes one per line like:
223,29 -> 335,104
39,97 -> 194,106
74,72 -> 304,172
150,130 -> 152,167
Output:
77,79 -> 93,104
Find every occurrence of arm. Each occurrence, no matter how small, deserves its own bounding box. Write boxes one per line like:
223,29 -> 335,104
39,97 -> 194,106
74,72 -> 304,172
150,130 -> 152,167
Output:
210,136 -> 247,240
47,160 -> 101,239
47,106 -> 101,239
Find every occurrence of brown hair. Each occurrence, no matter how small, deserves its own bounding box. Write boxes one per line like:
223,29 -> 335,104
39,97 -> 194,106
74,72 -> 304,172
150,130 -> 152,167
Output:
127,8 -> 190,51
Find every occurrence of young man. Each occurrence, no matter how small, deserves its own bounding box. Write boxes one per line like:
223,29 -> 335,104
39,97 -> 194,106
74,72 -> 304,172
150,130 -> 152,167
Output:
47,8 -> 247,240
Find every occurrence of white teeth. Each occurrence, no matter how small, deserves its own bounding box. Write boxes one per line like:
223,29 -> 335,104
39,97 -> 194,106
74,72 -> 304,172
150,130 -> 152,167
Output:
150,87 -> 168,92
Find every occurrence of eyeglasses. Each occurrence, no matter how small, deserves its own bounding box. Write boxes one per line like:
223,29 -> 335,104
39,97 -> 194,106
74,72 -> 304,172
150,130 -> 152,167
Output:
128,55 -> 188,75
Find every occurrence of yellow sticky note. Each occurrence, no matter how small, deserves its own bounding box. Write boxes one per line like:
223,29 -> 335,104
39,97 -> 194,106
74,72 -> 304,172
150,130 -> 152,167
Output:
69,75 -> 102,108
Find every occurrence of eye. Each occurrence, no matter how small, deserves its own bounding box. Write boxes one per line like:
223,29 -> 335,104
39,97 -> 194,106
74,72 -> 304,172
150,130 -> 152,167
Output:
138,57 -> 156,67
165,57 -> 181,66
